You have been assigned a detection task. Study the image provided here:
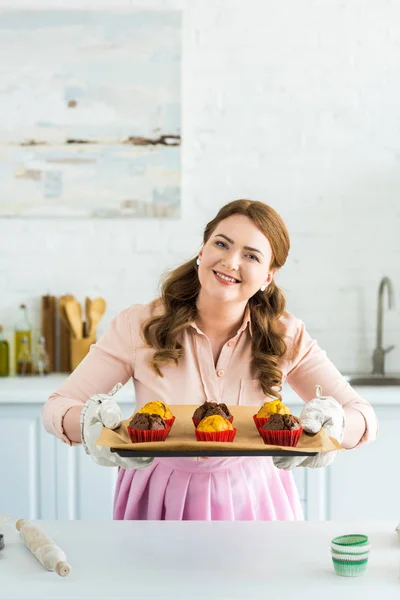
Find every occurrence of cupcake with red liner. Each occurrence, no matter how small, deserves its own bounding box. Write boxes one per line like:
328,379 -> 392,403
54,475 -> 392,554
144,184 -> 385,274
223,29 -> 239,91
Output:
253,399 -> 291,430
195,415 -> 237,442
127,412 -> 171,443
138,401 -> 175,428
192,401 -> 233,427
259,413 -> 303,447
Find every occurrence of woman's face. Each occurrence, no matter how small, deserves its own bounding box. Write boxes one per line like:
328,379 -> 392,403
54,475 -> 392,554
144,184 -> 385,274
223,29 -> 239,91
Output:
198,214 -> 275,303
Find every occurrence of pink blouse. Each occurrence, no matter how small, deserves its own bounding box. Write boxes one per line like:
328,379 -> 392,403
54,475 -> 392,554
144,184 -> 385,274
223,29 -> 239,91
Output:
42,299 -> 378,447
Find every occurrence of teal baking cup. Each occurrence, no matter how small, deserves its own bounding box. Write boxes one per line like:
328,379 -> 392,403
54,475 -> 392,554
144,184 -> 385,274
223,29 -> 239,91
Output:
331,534 -> 369,547
331,541 -> 371,555
331,550 -> 369,562
332,557 -> 368,577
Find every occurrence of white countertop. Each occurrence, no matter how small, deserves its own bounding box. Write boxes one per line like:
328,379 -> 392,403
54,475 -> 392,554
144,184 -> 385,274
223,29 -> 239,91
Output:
0,375 -> 136,404
0,521 -> 398,599
0,374 -> 399,405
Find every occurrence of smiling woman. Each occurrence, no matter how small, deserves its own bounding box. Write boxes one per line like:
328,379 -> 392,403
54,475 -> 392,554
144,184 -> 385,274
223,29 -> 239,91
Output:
43,199 -> 378,522
144,200 -> 290,401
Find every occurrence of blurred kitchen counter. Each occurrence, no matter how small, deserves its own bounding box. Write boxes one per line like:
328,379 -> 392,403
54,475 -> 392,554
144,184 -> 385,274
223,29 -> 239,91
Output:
0,373 -> 399,404
0,374 -> 135,404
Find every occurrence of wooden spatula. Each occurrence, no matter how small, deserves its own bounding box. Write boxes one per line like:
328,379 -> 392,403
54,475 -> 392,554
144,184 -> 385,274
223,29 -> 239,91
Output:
64,299 -> 83,340
88,297 -> 106,338
58,295 -> 75,330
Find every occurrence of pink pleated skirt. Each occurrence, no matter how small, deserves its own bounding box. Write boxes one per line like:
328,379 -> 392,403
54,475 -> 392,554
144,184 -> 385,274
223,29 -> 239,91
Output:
113,457 -> 303,521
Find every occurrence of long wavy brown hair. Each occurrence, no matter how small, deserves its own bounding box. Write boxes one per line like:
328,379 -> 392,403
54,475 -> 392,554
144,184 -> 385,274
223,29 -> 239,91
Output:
142,199 -> 291,400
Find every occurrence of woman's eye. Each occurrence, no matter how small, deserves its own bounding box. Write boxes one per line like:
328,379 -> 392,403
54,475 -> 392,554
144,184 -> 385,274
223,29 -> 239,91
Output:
215,241 -> 227,249
247,254 -> 259,262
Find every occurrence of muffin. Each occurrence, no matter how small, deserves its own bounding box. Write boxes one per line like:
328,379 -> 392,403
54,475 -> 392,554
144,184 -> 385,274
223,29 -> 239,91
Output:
138,401 -> 175,427
253,399 -> 291,430
127,412 -> 170,443
258,413 -> 303,447
195,415 -> 237,443
192,401 -> 233,427
129,413 -> 166,430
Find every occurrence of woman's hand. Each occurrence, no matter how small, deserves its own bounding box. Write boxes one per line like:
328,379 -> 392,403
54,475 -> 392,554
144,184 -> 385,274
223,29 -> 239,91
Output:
80,383 -> 154,470
273,395 -> 345,470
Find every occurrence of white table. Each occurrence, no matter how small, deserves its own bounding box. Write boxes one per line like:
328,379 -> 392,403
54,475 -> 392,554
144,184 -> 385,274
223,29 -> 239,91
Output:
0,521 -> 399,599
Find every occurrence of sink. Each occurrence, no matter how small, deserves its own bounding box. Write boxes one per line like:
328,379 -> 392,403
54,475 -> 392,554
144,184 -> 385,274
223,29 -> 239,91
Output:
347,375 -> 400,386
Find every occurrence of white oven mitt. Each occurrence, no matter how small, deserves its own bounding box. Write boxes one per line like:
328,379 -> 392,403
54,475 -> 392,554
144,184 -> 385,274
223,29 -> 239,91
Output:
80,383 -> 154,470
273,386 -> 345,470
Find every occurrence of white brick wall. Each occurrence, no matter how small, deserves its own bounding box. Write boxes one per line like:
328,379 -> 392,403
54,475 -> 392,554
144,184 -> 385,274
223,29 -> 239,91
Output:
1,0 -> 400,375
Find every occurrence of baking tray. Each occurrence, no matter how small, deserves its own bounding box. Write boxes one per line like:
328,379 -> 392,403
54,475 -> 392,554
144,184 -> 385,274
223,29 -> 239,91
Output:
110,448 -> 318,457
97,404 -> 342,459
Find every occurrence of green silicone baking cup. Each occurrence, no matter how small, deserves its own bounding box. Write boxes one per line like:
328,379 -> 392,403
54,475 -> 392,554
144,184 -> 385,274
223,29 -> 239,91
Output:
331,534 -> 369,547
332,557 -> 368,577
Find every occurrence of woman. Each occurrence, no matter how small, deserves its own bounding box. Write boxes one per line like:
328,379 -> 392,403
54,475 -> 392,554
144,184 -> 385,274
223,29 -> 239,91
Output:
42,199 -> 378,521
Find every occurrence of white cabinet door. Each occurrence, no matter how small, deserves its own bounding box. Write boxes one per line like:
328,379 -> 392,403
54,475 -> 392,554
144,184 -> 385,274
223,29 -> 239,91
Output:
0,404 -> 48,520
54,400 -> 133,520
55,444 -> 119,520
327,404 -> 399,521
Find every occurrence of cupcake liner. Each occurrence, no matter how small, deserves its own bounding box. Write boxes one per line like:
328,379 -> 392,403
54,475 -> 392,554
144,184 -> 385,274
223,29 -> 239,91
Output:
332,557 -> 368,577
331,534 -> 369,547
331,541 -> 371,555
195,428 -> 237,442
253,414 -> 270,430
258,426 -> 303,447
192,416 -> 234,428
331,550 -> 369,562
127,425 -> 171,443
164,416 -> 175,428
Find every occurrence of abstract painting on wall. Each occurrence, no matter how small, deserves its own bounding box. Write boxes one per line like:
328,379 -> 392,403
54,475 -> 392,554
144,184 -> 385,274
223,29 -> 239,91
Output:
0,10 -> 181,218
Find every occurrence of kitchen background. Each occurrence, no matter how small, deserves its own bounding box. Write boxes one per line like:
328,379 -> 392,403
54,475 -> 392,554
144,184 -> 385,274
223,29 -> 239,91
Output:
1,0 -> 400,374
0,0 -> 400,521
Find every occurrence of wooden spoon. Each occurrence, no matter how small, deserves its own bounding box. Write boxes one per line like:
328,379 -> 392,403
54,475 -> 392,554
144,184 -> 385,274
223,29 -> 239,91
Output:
64,299 -> 83,340
85,297 -> 92,339
88,297 -> 106,338
58,295 -> 75,330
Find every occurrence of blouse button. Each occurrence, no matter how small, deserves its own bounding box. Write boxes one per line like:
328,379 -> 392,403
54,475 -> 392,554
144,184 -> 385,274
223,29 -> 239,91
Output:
217,369 -> 225,377
227,340 -> 234,347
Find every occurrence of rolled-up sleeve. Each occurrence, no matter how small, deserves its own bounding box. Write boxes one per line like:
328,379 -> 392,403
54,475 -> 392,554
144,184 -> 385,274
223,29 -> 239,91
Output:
41,305 -> 137,446
285,318 -> 378,447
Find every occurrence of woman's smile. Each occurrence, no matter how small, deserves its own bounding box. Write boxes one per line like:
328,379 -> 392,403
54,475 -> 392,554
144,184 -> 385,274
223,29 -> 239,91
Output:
212,270 -> 241,285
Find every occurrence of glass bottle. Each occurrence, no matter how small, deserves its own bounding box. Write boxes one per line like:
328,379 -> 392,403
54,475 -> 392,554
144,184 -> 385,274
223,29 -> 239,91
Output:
33,336 -> 50,376
16,335 -> 32,376
14,304 -> 32,373
0,326 -> 10,376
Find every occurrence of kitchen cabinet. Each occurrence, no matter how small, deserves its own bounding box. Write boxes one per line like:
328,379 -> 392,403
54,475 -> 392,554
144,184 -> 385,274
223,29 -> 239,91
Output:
0,376 -> 395,521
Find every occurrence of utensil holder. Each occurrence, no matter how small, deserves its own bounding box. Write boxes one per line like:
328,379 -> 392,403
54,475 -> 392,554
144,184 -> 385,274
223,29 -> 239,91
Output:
70,335 -> 96,371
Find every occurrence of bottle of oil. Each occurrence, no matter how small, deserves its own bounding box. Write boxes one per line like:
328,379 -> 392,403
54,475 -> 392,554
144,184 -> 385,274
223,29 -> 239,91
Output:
16,335 -> 32,376
14,304 -> 32,373
0,326 -> 9,376
33,336 -> 50,376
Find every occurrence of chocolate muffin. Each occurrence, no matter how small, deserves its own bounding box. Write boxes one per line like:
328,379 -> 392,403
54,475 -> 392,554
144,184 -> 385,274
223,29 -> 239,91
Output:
262,413 -> 301,431
129,412 -> 166,431
193,401 -> 232,421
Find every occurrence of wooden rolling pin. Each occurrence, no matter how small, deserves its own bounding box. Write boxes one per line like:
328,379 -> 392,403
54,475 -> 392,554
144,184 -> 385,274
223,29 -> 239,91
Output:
16,519 -> 71,577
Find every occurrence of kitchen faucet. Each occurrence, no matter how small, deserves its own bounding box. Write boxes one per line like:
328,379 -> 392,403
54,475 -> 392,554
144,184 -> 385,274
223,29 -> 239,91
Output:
372,276 -> 395,376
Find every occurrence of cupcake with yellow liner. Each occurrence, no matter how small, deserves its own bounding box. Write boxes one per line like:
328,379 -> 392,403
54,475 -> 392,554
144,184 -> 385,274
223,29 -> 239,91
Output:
195,415 -> 237,443
253,399 -> 291,430
138,401 -> 175,427
258,413 -> 303,447
192,401 -> 233,427
127,412 -> 171,443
